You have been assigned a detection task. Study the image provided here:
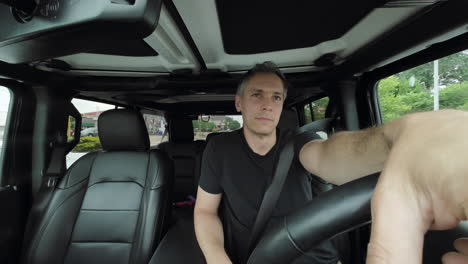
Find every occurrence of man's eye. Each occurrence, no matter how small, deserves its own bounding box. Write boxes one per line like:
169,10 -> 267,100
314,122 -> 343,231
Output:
274,96 -> 283,101
252,93 -> 260,97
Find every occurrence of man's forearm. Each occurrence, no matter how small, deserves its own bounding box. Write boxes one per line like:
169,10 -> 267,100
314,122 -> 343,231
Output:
194,211 -> 232,263
300,115 -> 407,185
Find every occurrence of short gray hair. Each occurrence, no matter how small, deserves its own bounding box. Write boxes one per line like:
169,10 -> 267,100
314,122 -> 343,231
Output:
237,61 -> 288,99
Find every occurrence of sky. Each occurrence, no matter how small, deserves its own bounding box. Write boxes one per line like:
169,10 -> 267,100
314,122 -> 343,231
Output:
72,98 -> 115,113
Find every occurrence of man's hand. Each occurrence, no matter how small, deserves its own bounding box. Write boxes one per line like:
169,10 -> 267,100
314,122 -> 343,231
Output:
205,253 -> 233,264
194,188 -> 233,264
442,238 -> 468,264
366,109 -> 468,263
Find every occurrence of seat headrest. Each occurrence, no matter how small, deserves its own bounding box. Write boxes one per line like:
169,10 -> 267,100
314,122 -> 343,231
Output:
278,108 -> 299,130
169,118 -> 194,143
98,109 -> 149,151
206,132 -> 222,142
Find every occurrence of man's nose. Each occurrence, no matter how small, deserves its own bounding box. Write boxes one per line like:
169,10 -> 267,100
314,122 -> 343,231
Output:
260,97 -> 274,111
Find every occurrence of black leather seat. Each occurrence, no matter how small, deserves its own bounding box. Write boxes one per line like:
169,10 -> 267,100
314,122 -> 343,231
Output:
278,108 -> 299,130
158,118 -> 205,201
22,109 -> 173,264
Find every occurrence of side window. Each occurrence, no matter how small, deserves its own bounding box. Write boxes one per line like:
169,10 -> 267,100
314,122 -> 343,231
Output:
66,98 -> 115,168
377,49 -> 468,122
0,86 -> 11,165
303,97 -> 329,139
143,113 -> 168,146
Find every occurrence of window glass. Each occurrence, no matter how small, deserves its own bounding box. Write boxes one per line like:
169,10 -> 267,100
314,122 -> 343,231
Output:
0,86 -> 11,163
378,49 -> 468,122
67,116 -> 76,143
304,97 -> 329,124
193,115 -> 243,140
304,104 -> 313,124
66,99 -> 114,168
303,97 -> 329,139
143,113 -> 168,146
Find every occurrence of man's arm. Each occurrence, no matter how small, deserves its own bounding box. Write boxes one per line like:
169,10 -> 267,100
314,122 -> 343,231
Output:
300,109 -> 468,263
299,115 -> 405,185
194,187 -> 232,264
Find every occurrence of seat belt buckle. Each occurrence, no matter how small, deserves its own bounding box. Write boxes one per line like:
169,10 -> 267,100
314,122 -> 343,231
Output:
47,176 -> 60,187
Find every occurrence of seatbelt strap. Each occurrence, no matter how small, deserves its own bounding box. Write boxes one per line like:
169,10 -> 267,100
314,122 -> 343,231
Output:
24,144 -> 67,244
247,118 -> 334,257
247,138 -> 294,255
32,143 -> 66,202
43,144 -> 67,188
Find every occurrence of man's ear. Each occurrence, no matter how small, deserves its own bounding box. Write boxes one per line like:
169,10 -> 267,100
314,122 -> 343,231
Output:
235,94 -> 242,113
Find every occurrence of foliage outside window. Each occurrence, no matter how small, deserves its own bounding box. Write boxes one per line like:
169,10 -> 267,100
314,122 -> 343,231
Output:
67,116 -> 76,143
378,50 -> 468,122
193,115 -> 242,140
73,137 -> 102,152
304,97 -> 329,123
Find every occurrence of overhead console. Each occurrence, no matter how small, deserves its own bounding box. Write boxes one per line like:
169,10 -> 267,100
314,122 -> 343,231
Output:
0,0 -> 162,63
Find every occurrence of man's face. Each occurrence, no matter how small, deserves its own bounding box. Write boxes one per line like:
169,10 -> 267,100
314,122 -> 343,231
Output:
235,73 -> 284,136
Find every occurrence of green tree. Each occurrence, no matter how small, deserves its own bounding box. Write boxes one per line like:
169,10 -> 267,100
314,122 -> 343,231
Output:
439,82 -> 468,110
193,120 -> 216,132
379,50 -> 468,122
378,76 -> 432,122
398,51 -> 468,90
225,117 -> 241,130
73,137 -> 101,152
304,97 -> 329,122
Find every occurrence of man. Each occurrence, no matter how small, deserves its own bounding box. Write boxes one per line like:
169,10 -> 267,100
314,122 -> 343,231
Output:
194,62 -> 468,264
195,62 -> 338,264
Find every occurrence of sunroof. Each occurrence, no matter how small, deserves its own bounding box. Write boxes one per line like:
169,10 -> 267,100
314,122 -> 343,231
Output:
216,0 -> 380,54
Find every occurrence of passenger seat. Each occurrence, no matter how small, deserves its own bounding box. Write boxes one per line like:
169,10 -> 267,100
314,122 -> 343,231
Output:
158,118 -> 205,202
22,109 -> 174,264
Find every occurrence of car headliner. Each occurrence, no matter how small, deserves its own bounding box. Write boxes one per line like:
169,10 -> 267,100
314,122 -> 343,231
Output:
0,0 -> 468,115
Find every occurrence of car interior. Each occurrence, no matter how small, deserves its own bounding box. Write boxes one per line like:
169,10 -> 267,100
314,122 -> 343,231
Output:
0,0 -> 468,263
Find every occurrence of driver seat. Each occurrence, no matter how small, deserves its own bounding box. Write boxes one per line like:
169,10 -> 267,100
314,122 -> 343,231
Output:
22,109 -> 174,264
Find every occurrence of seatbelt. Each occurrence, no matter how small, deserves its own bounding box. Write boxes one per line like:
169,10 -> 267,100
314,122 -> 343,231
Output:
32,143 -> 67,208
43,144 -> 67,188
23,143 -> 67,245
247,118 -> 334,258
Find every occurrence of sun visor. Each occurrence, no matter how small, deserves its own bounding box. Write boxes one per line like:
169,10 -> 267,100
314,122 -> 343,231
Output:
0,0 -> 162,64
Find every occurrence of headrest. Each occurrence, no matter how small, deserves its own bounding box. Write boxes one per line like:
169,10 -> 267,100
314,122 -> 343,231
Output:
206,132 -> 222,142
278,108 -> 299,131
98,109 -> 149,151
169,118 -> 194,143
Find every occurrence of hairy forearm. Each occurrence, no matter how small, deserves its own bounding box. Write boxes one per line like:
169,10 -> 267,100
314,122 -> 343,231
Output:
194,210 -> 231,263
300,116 -> 407,185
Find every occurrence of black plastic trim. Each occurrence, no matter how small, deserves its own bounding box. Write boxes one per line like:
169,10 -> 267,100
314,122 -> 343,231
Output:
163,0 -> 207,71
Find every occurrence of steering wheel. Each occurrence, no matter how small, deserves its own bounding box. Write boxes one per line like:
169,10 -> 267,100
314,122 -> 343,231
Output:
247,173 -> 379,264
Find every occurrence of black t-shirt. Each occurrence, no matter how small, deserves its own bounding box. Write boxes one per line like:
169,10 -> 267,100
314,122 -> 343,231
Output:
199,128 -> 339,264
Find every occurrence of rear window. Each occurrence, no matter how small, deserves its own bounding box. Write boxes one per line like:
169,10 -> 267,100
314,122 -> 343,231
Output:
143,113 -> 168,146
193,115 -> 242,140
67,99 -> 115,167
67,99 -> 168,167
